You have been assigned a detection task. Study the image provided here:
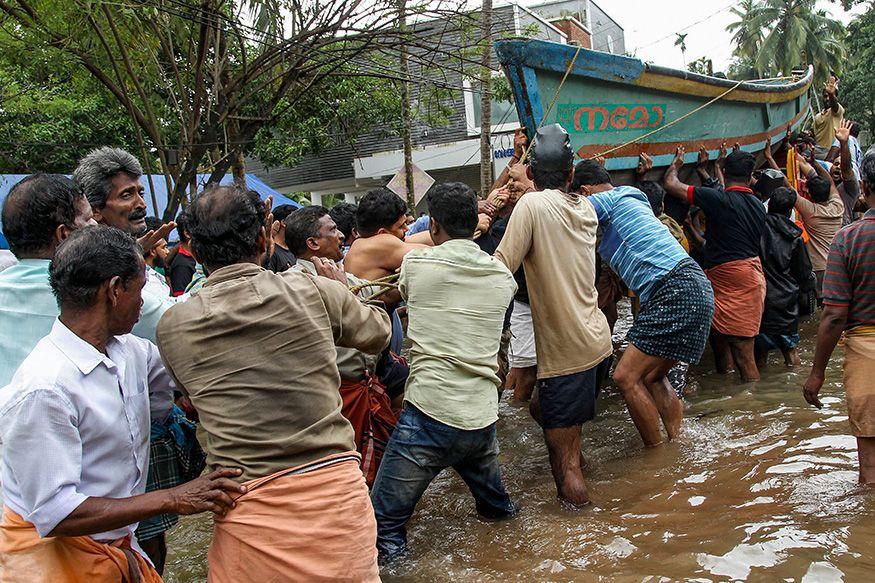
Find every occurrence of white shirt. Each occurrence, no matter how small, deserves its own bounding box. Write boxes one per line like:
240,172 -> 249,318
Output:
0,319 -> 174,545
0,250 -> 16,274
144,265 -> 189,302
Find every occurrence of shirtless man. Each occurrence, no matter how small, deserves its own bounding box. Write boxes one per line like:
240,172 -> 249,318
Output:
343,188 -> 432,283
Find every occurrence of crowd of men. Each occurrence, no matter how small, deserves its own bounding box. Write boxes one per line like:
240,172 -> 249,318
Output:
0,78 -> 872,581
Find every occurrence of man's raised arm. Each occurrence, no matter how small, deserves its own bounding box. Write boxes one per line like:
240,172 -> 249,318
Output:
663,146 -> 692,201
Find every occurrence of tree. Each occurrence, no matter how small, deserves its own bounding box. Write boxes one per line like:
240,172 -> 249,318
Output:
725,0 -> 764,76
478,0 -> 493,197
726,0 -> 846,86
841,4 -> 875,134
674,33 -> 688,67
687,57 -> 713,77
0,0 -> 471,219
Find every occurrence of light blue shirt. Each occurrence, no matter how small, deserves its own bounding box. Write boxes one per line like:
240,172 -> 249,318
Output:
0,319 -> 173,544
589,186 -> 688,304
0,259 -> 175,386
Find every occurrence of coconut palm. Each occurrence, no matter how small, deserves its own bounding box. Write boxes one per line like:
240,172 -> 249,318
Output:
674,33 -> 688,66
730,0 -> 846,84
726,0 -> 765,75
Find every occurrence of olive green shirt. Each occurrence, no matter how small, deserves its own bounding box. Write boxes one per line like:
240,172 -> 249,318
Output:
400,239 -> 517,430
156,263 -> 392,481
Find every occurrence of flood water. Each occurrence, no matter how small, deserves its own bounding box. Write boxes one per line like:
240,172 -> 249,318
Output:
163,305 -> 873,582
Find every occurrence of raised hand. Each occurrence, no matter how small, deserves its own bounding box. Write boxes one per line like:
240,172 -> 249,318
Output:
732,142 -> 741,153
137,221 -> 176,256
513,128 -> 528,159
696,146 -> 709,167
168,468 -> 246,517
763,135 -> 774,160
636,152 -> 653,176
835,118 -> 852,143
671,146 -> 685,170
717,141 -> 728,162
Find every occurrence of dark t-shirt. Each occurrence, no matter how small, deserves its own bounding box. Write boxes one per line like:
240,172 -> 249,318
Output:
264,245 -> 296,273
168,249 -> 197,295
689,185 -> 766,269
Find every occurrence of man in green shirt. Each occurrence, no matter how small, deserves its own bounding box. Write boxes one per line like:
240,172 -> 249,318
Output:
370,182 -> 518,563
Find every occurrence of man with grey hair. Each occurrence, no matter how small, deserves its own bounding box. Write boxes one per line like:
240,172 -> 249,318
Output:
72,147 -> 198,572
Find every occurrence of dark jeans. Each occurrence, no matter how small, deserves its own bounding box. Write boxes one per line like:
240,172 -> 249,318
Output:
370,405 -> 516,562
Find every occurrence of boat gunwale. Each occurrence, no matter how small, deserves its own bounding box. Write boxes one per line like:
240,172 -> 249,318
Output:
494,38 -> 813,97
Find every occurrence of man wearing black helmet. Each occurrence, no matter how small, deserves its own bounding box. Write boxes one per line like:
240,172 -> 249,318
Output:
494,124 -> 612,506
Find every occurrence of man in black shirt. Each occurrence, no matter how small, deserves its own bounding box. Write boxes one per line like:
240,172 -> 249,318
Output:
167,210 -> 197,296
665,147 -> 767,381
263,204 -> 297,273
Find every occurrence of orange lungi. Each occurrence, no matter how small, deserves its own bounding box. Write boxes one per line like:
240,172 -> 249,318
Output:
208,452 -> 380,583
0,507 -> 162,583
340,374 -> 398,487
705,256 -> 767,338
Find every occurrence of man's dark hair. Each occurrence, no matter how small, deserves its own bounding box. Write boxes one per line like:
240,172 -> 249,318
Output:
187,184 -> 266,269
1,173 -> 82,258
144,216 -> 163,233
571,159 -> 612,191
861,152 -> 875,188
329,202 -> 358,242
72,147 -> 143,209
285,206 -> 329,256
768,187 -> 797,216
850,122 -> 861,138
723,151 -> 756,183
807,177 -> 831,203
272,204 -> 297,223
426,182 -> 478,238
637,180 -> 665,216
356,188 -> 407,237
49,225 -> 142,310
175,209 -> 191,243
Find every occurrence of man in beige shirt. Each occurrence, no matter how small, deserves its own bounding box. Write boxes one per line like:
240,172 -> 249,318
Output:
495,124 -> 612,506
812,77 -> 844,156
156,185 -> 391,581
794,154 -> 845,298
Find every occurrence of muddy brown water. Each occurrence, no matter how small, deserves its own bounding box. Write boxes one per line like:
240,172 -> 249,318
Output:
163,307 -> 873,582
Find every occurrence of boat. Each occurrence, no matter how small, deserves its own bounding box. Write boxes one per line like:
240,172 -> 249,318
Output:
495,38 -> 813,178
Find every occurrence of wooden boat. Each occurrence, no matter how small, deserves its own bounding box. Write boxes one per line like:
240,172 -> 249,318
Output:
495,38 -> 813,177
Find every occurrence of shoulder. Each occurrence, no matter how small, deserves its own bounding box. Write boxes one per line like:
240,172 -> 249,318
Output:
1,340 -> 77,414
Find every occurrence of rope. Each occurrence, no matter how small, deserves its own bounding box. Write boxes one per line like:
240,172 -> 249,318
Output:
587,77 -> 746,160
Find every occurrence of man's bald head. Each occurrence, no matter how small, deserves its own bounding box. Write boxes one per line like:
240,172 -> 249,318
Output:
187,185 -> 267,271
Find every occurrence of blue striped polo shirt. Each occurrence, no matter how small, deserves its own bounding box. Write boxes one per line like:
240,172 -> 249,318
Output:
589,185 -> 689,304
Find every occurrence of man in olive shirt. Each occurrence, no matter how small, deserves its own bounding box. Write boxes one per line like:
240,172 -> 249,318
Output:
494,125 -> 612,506
370,182 -> 518,563
156,185 -> 392,581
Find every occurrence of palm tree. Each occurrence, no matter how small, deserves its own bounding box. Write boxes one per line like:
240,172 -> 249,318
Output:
674,33 -> 688,66
730,0 -> 846,85
726,0 -> 764,75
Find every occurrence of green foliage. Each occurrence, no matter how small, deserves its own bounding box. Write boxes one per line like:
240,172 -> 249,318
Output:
841,5 -> 875,134
251,75 -> 401,170
687,57 -> 713,76
725,0 -> 847,85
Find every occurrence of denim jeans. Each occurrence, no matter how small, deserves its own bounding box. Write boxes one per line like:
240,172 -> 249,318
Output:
370,405 -> 516,562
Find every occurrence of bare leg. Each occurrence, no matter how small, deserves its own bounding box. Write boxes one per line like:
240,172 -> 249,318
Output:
612,345 -> 664,447
780,346 -> 800,366
858,437 -> 875,485
528,385 -> 543,427
643,361 -> 684,440
543,426 -> 590,506
507,365 -> 537,404
728,336 -> 760,381
711,331 -> 735,374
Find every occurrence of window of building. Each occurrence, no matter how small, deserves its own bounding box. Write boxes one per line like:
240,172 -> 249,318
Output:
463,75 -> 521,135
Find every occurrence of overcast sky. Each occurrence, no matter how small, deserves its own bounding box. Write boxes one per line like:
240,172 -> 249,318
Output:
519,0 -> 865,74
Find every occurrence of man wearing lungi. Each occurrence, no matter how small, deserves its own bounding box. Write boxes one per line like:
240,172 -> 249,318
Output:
803,152 -> 875,484
573,160 -> 715,446
156,185 -> 393,582
665,147 -> 767,381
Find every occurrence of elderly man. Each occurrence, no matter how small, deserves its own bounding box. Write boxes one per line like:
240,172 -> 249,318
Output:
804,152 -> 875,484
73,147 -> 200,571
494,124 -> 612,506
156,185 -> 392,581
0,225 -> 242,582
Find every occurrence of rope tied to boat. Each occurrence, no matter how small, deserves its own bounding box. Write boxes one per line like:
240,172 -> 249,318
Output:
586,77 -> 747,160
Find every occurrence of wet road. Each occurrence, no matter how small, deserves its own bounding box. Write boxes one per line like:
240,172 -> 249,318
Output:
164,309 -> 872,582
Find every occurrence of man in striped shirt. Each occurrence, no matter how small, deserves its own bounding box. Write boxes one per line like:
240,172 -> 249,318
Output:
804,152 -> 875,484
573,160 -> 715,447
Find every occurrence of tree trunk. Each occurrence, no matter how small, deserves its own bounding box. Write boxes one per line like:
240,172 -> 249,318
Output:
398,0 -> 415,209
232,147 -> 247,188
479,0 -> 493,197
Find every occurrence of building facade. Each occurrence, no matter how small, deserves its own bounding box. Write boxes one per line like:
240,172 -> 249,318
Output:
248,0 -> 625,207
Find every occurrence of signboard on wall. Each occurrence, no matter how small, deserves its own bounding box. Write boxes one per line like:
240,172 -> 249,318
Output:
386,163 -> 435,206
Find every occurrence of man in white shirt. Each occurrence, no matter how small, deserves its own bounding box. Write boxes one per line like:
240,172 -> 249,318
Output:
0,225 -> 243,582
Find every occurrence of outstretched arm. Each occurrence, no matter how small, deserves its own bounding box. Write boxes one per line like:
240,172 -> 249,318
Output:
663,146 -> 691,201
835,119 -> 856,182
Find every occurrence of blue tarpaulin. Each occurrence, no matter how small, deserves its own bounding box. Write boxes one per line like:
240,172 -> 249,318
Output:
0,173 -> 301,246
